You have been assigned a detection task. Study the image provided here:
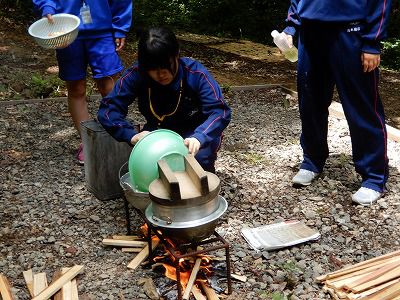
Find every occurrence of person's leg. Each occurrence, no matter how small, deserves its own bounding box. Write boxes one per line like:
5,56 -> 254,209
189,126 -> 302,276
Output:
330,24 -> 388,195
87,37 -> 124,97
297,23 -> 335,174
66,79 -> 89,134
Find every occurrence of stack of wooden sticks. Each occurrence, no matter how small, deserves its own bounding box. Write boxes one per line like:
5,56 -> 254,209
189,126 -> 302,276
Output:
316,250 -> 400,300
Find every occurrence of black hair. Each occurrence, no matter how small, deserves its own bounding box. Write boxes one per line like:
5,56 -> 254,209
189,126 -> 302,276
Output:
138,27 -> 180,74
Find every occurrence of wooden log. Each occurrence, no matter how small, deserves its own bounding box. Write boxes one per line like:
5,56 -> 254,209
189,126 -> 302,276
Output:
316,250 -> 400,282
102,239 -> 147,247
182,258 -> 202,300
23,269 -> 34,298
192,285 -> 207,300
112,235 -> 141,241
32,265 -> 84,300
33,273 -> 48,297
121,248 -> 144,253
127,238 -> 160,270
199,282 -> 219,300
349,265 -> 400,293
343,259 -> 400,291
0,274 -> 14,300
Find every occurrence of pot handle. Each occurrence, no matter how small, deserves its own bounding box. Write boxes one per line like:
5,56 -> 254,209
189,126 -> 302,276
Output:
152,215 -> 172,225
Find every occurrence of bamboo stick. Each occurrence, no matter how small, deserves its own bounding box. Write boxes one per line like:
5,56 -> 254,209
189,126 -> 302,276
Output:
0,274 -> 14,300
182,258 -> 202,300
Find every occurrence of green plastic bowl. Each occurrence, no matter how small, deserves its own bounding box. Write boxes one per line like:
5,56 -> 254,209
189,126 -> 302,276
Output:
128,129 -> 189,192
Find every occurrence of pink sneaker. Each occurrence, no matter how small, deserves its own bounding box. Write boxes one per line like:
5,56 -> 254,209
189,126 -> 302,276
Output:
76,143 -> 84,165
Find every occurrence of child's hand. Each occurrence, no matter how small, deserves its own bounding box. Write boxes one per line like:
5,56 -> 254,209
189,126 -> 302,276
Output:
131,131 -> 150,144
282,32 -> 293,48
115,38 -> 126,52
45,14 -> 54,24
184,137 -> 200,155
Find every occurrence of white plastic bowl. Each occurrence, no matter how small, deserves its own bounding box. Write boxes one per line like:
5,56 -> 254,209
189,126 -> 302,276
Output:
28,13 -> 80,49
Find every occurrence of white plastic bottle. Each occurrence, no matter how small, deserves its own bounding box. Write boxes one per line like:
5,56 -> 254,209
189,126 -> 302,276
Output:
271,30 -> 298,62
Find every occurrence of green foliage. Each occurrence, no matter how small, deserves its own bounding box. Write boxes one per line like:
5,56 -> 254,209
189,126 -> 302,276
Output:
382,39 -> 400,71
29,74 -> 64,98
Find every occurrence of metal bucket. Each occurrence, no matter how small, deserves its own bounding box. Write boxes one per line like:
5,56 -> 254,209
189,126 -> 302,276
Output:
81,119 -> 132,201
119,162 -> 150,211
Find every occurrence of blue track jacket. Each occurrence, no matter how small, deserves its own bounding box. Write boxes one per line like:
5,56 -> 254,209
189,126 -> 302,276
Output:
284,0 -> 392,54
32,0 -> 132,39
97,57 -> 231,147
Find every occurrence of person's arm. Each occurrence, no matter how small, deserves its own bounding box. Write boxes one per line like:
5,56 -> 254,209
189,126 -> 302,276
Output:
188,65 -> 231,149
109,0 -> 132,51
32,0 -> 56,18
361,0 -> 392,54
97,66 -> 139,144
283,0 -> 301,37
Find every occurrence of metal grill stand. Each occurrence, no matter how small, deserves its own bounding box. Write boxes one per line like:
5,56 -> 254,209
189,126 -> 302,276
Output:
123,197 -> 232,300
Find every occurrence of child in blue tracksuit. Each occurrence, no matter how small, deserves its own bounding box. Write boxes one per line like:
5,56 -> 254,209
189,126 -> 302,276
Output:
283,0 -> 392,205
32,0 -> 132,165
97,27 -> 231,173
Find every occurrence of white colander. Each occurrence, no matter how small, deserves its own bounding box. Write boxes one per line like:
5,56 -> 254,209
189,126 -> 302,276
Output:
28,13 -> 80,49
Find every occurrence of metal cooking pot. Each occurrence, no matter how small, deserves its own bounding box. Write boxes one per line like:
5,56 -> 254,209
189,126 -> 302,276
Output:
119,162 -> 150,211
145,195 -> 228,243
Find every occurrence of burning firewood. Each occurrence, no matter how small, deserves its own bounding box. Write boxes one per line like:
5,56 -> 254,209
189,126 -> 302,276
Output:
199,281 -> 220,300
127,237 -> 160,269
317,250 -> 400,299
0,274 -> 14,300
138,278 -> 160,300
182,258 -> 202,300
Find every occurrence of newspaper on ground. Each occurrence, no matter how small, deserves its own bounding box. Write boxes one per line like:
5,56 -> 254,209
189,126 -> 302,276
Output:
241,220 -> 321,251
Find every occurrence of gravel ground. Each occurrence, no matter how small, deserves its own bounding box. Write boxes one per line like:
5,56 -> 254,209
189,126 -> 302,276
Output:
1,87 -> 400,300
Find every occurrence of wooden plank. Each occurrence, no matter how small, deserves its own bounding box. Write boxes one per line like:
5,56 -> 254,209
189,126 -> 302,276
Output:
366,281 -> 400,300
192,285 -> 207,300
102,239 -> 147,247
32,265 -> 84,300
328,101 -> 400,142
0,274 -> 14,300
71,279 -> 79,300
347,278 -> 400,299
199,282 -> 219,300
157,160 -> 181,200
350,265 -> 400,293
182,258 -> 202,300
33,273 -> 48,297
184,155 -> 209,196
23,269 -> 34,298
317,250 -> 400,282
112,235 -> 140,241
343,259 -> 400,290
121,247 -> 144,253
127,238 -> 160,270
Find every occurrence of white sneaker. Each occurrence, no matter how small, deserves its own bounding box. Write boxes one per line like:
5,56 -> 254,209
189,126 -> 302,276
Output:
292,169 -> 319,186
352,187 -> 382,206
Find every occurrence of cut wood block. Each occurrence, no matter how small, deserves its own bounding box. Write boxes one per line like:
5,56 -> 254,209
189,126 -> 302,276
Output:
102,239 -> 147,247
33,273 -> 48,297
121,248 -> 144,253
32,265 -> 84,300
182,258 -> 202,300
343,259 -> 400,290
127,238 -> 160,270
23,269 -> 34,298
199,282 -> 219,300
112,235 -> 140,241
317,250 -> 400,282
0,274 -> 14,300
349,264 -> 400,293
